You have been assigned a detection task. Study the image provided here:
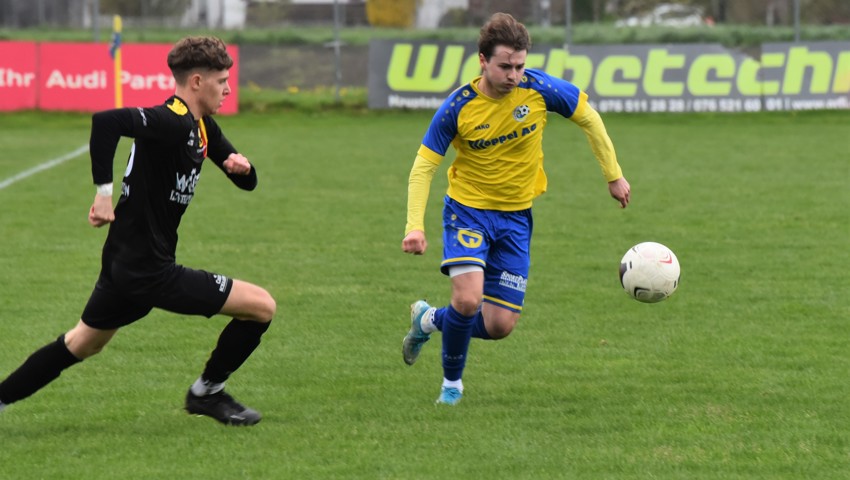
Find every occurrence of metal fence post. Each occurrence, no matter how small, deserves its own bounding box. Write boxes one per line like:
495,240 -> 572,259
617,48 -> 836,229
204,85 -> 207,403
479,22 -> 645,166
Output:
794,0 -> 800,42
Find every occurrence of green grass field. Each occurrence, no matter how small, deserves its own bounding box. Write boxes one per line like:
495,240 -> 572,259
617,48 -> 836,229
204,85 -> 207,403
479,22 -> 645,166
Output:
0,108 -> 848,479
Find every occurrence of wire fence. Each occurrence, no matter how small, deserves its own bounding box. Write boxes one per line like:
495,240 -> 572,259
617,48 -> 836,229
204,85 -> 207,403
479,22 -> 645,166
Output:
1,0 -> 844,31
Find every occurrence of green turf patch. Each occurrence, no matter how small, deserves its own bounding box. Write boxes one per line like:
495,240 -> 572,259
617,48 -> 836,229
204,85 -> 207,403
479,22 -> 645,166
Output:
0,109 -> 848,479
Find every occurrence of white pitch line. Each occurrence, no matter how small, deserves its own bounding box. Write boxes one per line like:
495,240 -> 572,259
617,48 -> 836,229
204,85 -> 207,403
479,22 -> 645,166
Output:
0,144 -> 89,191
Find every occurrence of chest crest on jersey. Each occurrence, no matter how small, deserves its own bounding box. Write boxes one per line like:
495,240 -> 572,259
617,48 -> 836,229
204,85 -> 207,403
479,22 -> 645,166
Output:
513,104 -> 530,121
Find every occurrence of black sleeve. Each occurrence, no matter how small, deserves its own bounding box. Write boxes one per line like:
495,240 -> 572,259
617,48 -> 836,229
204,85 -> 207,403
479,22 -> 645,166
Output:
204,116 -> 258,191
90,108 -> 135,185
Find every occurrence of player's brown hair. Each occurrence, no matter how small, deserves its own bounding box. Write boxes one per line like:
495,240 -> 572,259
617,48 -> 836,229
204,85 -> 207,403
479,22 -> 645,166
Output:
167,36 -> 234,85
478,13 -> 531,60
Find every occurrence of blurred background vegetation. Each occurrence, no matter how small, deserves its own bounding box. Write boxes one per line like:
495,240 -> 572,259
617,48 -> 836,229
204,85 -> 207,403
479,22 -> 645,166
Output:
0,0 -> 847,48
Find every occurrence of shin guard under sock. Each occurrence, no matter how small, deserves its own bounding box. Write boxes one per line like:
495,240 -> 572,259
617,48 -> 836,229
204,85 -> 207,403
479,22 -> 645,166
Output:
436,307 -> 491,339
0,335 -> 81,405
201,319 -> 270,384
441,305 -> 475,382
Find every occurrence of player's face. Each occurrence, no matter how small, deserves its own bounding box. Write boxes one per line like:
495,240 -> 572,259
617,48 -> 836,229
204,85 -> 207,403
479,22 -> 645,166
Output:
479,46 -> 527,99
198,69 -> 231,116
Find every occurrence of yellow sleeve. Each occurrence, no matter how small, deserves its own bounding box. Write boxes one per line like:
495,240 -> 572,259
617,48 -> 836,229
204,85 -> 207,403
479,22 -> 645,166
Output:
569,94 -> 623,182
405,146 -> 443,235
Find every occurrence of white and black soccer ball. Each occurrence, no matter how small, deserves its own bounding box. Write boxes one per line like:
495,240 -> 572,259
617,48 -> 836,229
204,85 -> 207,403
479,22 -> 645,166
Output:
619,242 -> 680,303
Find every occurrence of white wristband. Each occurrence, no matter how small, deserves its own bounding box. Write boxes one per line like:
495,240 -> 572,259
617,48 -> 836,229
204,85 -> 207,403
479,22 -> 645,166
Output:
96,183 -> 113,196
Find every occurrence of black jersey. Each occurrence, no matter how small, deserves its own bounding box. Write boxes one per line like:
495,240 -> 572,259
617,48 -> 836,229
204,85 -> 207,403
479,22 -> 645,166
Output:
90,96 -> 257,276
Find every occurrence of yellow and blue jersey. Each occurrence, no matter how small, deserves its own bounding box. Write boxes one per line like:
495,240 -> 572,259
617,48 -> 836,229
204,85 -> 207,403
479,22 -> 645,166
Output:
417,68 -> 586,212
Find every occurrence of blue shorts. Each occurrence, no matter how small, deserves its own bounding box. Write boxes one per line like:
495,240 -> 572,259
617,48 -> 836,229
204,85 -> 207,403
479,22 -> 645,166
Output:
440,196 -> 533,312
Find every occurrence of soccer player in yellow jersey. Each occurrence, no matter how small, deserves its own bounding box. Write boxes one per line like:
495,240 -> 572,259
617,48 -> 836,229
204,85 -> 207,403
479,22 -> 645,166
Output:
401,13 -> 631,405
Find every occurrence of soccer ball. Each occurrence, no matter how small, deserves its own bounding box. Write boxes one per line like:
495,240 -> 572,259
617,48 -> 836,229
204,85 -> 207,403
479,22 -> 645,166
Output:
619,242 -> 680,303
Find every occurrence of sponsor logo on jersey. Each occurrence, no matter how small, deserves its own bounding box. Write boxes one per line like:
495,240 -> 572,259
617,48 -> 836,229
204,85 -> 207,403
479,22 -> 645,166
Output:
186,124 -> 207,157
467,123 -> 537,150
499,271 -> 527,292
170,168 -> 200,205
473,123 -> 490,130
169,190 -> 193,205
213,274 -> 229,293
175,168 -> 199,193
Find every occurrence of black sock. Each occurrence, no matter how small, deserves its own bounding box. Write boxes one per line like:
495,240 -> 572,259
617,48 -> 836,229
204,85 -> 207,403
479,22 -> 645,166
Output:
0,335 -> 81,405
201,319 -> 270,384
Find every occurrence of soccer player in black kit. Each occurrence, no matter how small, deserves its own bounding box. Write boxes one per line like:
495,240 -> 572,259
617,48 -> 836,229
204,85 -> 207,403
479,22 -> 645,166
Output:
0,36 -> 275,426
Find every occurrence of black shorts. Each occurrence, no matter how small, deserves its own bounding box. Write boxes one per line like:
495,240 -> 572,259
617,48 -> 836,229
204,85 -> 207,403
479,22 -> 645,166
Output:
81,263 -> 233,330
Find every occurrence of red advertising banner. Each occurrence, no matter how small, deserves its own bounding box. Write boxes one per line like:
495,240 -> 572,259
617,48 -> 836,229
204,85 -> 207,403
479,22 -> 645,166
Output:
0,41 -> 38,110
39,42 -> 112,111
0,41 -> 239,114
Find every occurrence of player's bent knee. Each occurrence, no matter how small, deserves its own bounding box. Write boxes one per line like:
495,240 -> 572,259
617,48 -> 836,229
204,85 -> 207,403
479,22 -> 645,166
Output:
248,287 -> 276,323
451,295 -> 481,317
259,291 -> 276,323
226,281 -> 277,322
456,303 -> 480,317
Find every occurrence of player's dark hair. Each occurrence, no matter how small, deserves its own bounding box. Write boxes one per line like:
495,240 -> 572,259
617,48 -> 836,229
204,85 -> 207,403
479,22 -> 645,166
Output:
167,36 -> 234,85
478,12 -> 531,60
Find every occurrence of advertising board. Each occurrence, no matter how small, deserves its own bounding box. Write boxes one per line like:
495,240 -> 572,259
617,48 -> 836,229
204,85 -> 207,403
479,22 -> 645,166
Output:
368,40 -> 850,113
0,41 -> 239,114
